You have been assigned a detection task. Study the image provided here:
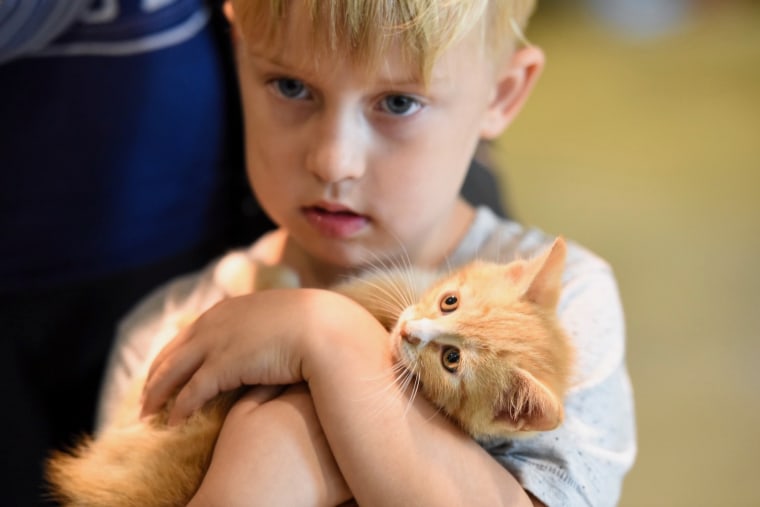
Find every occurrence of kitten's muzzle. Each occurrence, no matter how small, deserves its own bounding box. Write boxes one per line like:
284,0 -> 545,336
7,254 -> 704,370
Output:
400,323 -> 421,346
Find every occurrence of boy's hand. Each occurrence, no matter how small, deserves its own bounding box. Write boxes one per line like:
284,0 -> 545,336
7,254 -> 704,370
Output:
140,288 -> 309,424
140,288 -> 382,425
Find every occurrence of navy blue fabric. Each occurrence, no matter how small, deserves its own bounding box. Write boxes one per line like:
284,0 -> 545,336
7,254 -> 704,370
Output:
0,2 -> 273,504
0,0 -> 91,62
52,0 -> 201,44
0,2 -> 241,290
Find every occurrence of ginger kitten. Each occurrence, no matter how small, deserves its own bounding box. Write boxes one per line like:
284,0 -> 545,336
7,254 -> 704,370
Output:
47,237 -> 573,505
334,236 -> 573,440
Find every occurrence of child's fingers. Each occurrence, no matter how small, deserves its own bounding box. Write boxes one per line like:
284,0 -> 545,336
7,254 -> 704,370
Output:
145,324 -> 192,383
166,367 -> 223,425
140,336 -> 204,418
165,354 -> 280,424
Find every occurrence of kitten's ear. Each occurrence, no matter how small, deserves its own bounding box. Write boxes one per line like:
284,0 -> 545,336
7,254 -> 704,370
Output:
494,367 -> 564,432
523,237 -> 567,310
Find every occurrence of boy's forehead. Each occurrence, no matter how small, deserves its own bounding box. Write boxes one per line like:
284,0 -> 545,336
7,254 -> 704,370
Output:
240,2 -> 492,89
246,36 -> 485,94
236,0 -> 504,85
242,1 -> 363,57
244,5 -> 423,84
233,0 -> 535,73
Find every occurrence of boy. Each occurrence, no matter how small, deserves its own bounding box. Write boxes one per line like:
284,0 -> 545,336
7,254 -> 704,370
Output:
104,1 -> 636,505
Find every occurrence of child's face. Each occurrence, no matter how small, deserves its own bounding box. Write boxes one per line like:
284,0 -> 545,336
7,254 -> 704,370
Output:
233,5 -> 515,272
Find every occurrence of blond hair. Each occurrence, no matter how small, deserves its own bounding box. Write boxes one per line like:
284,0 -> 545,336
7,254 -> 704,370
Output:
231,0 -> 537,80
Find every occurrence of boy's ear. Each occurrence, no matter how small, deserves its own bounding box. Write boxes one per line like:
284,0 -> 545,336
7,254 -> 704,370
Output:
479,46 -> 545,139
223,1 -> 244,47
222,1 -> 234,23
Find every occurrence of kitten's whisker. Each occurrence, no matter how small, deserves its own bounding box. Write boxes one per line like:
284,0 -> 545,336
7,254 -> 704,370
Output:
355,362 -> 405,384
443,255 -> 453,275
354,277 -> 410,318
369,232 -> 418,307
357,363 -> 419,424
355,280 -> 403,306
384,263 -> 417,310
388,231 -> 414,276
402,369 -> 422,420
370,229 -> 412,271
353,361 -> 412,402
353,245 -> 390,271
356,245 -> 401,274
422,400 -> 447,426
357,241 -> 419,311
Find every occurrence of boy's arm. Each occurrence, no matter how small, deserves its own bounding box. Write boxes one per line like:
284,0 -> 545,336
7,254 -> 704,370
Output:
143,288 -> 536,506
190,383 -> 544,507
303,307 -> 535,507
188,383 -> 352,507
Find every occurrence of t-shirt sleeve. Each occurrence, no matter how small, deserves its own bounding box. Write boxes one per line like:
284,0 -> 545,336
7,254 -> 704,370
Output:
94,267 -> 226,432
488,260 -> 637,507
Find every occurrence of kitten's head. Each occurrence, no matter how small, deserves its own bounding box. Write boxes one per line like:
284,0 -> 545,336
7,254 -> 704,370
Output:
393,237 -> 573,441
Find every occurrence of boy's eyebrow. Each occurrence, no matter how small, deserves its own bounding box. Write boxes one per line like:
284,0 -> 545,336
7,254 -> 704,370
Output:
245,49 -> 292,70
376,76 -> 425,88
245,49 -> 323,81
248,47 -> 427,89
242,50 -> 314,82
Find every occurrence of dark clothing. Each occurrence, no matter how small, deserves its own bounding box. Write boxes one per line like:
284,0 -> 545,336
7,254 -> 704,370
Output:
0,2 -> 268,504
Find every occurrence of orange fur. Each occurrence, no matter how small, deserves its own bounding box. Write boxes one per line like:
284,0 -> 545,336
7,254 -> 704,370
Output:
373,237 -> 574,441
46,238 -> 573,504
46,392 -> 239,506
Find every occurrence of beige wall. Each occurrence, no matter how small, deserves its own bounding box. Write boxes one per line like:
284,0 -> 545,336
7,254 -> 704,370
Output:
492,2 -> 760,505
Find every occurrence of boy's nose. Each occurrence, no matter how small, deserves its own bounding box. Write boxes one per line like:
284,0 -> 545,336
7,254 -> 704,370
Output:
306,109 -> 366,184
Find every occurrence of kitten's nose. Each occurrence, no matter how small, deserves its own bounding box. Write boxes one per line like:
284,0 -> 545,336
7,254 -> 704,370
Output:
400,323 -> 421,346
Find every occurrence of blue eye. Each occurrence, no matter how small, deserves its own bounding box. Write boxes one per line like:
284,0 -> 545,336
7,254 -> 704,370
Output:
380,95 -> 422,116
273,78 -> 309,99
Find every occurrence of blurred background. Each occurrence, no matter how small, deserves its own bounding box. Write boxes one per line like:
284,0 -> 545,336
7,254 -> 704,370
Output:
491,0 -> 760,505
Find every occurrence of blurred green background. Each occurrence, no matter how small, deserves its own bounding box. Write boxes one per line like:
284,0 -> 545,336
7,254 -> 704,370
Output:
491,1 -> 760,505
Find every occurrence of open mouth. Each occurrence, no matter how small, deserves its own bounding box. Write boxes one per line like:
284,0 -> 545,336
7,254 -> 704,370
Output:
301,204 -> 370,238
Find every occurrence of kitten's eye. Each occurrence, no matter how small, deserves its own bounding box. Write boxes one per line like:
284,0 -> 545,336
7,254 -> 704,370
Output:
440,292 -> 459,313
441,346 -> 461,373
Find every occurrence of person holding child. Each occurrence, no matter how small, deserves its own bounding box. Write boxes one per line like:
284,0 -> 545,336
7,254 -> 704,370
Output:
100,1 -> 637,505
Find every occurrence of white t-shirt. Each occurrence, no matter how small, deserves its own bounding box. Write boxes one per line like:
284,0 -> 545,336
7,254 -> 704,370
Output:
97,206 -> 636,507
